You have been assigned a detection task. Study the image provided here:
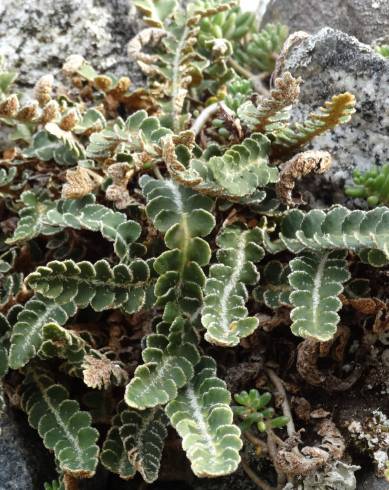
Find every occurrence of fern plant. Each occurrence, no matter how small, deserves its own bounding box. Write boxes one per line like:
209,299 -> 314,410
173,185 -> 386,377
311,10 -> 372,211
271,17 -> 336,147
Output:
0,0 -> 387,488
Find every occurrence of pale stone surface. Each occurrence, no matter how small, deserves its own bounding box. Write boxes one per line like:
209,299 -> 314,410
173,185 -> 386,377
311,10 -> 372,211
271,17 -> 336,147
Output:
281,28 -> 389,184
261,0 -> 389,45
0,0 -> 143,88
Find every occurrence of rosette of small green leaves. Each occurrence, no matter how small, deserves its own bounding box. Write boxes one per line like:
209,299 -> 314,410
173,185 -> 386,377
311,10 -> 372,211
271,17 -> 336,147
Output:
233,389 -> 289,433
345,164 -> 389,206
196,4 -> 256,91
234,23 -> 288,74
197,5 -> 255,48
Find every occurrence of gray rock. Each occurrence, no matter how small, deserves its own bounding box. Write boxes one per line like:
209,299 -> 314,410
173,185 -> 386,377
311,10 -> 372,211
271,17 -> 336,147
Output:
281,28 -> 389,185
0,0 -> 143,88
261,0 -> 389,45
357,470 -> 389,489
0,408 -> 56,489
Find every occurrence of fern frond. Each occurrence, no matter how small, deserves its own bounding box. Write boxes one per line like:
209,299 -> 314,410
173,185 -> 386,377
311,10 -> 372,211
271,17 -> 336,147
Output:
86,110 -> 171,163
9,194 -> 141,262
237,72 -> 301,134
0,272 -> 24,310
47,195 -> 141,262
6,191 -> 57,245
279,206 -> 389,266
141,175 -> 215,314
288,250 -> 350,340
101,407 -> 135,479
253,260 -> 291,309
21,369 -> 99,478
23,125 -> 84,166
165,356 -> 242,477
163,132 -> 278,198
273,93 -> 356,154
120,405 -> 168,483
202,226 -> 264,346
26,259 -> 149,313
125,317 -> 200,409
129,3 -> 233,129
9,296 -> 76,369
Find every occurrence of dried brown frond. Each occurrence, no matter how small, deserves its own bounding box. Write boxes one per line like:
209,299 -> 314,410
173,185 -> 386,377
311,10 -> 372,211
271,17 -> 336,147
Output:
62,166 -> 103,199
276,419 -> 344,477
127,28 -> 167,75
17,102 -> 39,122
105,162 -> 135,209
60,108 -> 79,131
34,74 -> 54,106
82,354 -> 127,389
276,150 -> 332,205
0,94 -> 19,117
93,75 -> 113,92
40,100 -> 60,124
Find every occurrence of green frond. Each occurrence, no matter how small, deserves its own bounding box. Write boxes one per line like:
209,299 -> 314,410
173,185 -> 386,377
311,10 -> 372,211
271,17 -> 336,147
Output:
163,132 -> 278,198
120,405 -> 168,483
23,125 -> 84,166
21,369 -> 99,478
101,406 -> 135,479
6,191 -> 57,245
9,194 -> 141,262
279,206 -> 389,266
272,92 -> 356,154
9,296 -> 76,369
141,175 -> 215,314
125,317 -> 200,409
26,259 -> 149,313
202,226 -> 264,346
165,356 -> 242,477
86,110 -> 171,163
288,250 -> 350,340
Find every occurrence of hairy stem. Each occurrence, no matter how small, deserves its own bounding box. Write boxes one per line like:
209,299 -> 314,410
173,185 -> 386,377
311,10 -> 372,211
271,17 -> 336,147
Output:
191,102 -> 219,136
266,367 -> 295,437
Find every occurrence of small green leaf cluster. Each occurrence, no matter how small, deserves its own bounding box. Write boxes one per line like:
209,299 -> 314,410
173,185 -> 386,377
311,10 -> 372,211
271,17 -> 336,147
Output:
233,389 -> 289,432
345,164 -> 389,206
235,23 -> 288,73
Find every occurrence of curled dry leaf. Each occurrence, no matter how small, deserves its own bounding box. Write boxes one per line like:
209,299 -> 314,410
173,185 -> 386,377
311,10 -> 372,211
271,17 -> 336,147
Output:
82,354 -> 128,390
127,28 -> 167,75
105,162 -> 134,209
276,150 -> 332,205
34,74 -> 54,107
276,419 -> 344,477
62,166 -> 103,199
